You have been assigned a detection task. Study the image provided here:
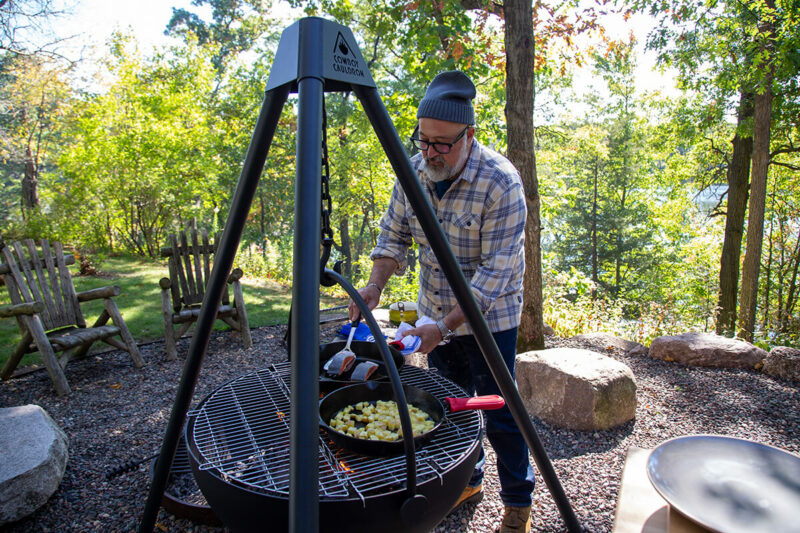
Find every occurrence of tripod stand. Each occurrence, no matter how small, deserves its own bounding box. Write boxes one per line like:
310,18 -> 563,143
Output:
139,17 -> 581,533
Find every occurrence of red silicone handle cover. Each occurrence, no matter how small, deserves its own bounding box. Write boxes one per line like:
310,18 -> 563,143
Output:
445,395 -> 505,412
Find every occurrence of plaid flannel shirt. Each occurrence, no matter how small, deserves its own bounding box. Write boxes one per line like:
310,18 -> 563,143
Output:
371,139 -> 527,335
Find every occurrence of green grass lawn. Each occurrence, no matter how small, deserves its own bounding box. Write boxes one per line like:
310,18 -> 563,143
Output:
0,255 -> 347,369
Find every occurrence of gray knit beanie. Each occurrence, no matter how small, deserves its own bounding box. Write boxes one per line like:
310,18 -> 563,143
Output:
417,71 -> 476,125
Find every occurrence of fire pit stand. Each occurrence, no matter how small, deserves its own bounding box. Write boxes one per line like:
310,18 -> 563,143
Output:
139,17 -> 581,533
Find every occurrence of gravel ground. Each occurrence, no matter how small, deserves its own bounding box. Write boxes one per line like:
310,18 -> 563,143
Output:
1,323 -> 798,533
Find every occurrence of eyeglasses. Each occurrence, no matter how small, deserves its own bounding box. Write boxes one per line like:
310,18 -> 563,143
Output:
409,125 -> 470,154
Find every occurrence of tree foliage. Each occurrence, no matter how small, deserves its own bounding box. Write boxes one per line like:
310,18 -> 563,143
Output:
55,36 -> 225,256
0,53 -> 72,229
0,1 -> 796,347
166,0 -> 277,74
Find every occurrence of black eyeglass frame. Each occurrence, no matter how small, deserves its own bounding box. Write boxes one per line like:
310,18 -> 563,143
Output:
409,125 -> 472,154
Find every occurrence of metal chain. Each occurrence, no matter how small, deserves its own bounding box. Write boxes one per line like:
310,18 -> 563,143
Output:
319,97 -> 335,282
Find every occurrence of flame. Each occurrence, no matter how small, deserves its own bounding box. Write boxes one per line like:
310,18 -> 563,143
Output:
276,411 -> 285,420
339,460 -> 353,474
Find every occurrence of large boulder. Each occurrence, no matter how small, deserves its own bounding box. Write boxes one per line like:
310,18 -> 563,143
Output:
763,346 -> 800,382
516,348 -> 637,431
649,332 -> 766,369
570,332 -> 646,355
0,405 -> 68,525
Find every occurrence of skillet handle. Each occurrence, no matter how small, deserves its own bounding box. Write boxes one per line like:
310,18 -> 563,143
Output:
446,395 -> 505,412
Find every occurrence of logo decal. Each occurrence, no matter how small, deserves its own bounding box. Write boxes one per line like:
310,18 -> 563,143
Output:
334,32 -> 352,57
331,32 -> 364,78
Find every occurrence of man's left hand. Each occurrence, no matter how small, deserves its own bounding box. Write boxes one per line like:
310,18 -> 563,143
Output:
399,323 -> 442,354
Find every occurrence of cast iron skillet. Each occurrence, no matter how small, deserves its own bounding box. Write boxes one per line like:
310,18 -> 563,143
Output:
319,381 -> 504,456
318,340 -> 404,393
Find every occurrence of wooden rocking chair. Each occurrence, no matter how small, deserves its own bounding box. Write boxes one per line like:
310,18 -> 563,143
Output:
159,229 -> 252,360
0,239 -> 144,396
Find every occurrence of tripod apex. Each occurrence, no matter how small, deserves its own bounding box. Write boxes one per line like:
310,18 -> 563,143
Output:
266,18 -> 377,93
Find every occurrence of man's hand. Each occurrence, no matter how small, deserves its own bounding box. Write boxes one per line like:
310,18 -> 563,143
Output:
399,323 -> 442,354
348,258 -> 397,321
348,284 -> 381,321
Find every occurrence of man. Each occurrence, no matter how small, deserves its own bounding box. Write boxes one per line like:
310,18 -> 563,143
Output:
348,71 -> 534,532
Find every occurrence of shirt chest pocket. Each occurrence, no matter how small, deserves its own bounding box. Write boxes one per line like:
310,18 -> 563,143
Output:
444,213 -> 482,258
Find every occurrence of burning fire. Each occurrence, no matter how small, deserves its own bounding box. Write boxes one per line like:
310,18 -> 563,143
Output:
276,411 -> 286,420
338,460 -> 353,474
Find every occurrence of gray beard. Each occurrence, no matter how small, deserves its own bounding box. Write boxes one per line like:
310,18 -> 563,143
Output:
418,157 -> 454,183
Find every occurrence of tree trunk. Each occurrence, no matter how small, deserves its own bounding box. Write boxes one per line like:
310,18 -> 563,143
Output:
716,92 -> 753,336
591,156 -> 598,299
259,191 -> 268,259
21,145 -> 40,213
776,217 -> 786,331
338,217 -> 352,280
738,1 -> 776,342
504,0 -> 543,350
614,188 -> 627,298
780,226 -> 800,335
760,184 -> 775,333
407,247 -> 417,272
738,80 -> 773,342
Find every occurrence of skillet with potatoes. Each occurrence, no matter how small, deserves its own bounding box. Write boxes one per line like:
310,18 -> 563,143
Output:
319,382 -> 504,456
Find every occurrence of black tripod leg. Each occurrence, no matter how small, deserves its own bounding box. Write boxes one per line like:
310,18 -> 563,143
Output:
289,73 -> 323,533
352,84 -> 582,533
138,83 -> 290,533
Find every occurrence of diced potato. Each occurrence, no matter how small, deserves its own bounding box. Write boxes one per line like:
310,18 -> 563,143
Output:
330,400 -> 435,442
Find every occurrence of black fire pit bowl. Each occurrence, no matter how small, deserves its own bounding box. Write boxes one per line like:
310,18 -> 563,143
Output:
185,407 -> 480,533
183,364 -> 483,533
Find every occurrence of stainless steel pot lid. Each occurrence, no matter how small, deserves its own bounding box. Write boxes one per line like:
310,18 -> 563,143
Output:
647,435 -> 800,533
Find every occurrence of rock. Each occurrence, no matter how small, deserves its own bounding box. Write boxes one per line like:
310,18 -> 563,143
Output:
516,348 -> 637,431
763,346 -> 800,382
0,405 -> 68,525
544,323 -> 555,336
627,344 -> 648,357
570,332 -> 646,355
649,332 -> 766,369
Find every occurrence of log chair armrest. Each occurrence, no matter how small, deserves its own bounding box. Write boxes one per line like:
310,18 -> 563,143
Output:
159,277 -> 172,290
227,268 -> 243,284
0,301 -> 44,318
76,285 -> 122,302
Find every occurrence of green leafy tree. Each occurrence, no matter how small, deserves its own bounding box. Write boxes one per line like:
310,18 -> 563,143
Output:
760,150 -> 800,345
166,0 -> 276,75
633,0 -> 800,340
545,123 -> 608,293
55,35 -> 225,256
546,40 -> 661,301
0,53 -> 71,229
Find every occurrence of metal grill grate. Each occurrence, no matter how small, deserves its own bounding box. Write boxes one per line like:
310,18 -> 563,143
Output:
188,363 -> 482,502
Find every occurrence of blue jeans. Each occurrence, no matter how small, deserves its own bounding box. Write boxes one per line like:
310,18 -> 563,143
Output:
427,328 -> 535,507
